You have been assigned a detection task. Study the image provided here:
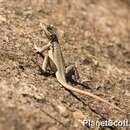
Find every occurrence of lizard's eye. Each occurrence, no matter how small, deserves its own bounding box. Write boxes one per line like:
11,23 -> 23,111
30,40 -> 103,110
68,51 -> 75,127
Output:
47,25 -> 53,31
47,25 -> 56,33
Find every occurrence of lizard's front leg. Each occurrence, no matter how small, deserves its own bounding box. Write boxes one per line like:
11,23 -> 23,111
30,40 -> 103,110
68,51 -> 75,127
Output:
34,43 -> 51,74
34,42 -> 51,53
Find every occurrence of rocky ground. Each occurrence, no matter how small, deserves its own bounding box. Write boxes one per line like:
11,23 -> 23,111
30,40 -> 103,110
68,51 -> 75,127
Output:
0,0 -> 130,130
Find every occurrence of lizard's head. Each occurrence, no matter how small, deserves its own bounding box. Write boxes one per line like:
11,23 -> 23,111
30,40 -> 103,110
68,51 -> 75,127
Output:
42,24 -> 58,42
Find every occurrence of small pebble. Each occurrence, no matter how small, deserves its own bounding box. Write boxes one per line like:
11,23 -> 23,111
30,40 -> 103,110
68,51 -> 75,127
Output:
73,110 -> 86,120
57,105 -> 69,117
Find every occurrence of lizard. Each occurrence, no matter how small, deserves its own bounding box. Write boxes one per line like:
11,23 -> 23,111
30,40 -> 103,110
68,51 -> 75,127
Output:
34,24 -> 125,113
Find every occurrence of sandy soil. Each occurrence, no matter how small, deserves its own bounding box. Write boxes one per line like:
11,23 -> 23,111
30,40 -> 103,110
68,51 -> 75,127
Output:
0,0 -> 130,130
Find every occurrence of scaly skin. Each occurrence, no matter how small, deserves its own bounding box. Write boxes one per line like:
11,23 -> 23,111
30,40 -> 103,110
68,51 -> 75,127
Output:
36,24 -> 125,113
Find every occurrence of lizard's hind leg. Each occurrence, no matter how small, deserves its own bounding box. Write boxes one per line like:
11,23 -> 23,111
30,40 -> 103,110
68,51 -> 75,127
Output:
65,65 -> 80,82
41,55 -> 56,75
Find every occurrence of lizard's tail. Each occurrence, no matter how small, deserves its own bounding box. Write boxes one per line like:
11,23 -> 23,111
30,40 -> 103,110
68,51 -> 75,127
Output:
61,81 -> 125,114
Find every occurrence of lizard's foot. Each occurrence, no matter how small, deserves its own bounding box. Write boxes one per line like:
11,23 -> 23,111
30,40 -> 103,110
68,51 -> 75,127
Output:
34,44 -> 42,53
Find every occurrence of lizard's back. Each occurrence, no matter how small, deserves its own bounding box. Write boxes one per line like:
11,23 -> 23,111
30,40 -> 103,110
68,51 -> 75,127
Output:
48,41 -> 66,82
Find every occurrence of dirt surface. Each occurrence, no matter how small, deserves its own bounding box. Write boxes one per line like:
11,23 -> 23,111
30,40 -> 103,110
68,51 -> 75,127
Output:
0,0 -> 130,130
